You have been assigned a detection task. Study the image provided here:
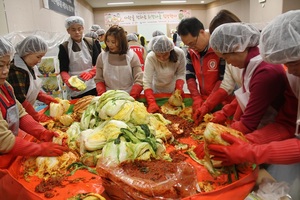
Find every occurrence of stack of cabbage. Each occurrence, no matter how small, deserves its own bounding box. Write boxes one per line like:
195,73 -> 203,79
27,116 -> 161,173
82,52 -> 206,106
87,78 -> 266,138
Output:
67,90 -> 172,167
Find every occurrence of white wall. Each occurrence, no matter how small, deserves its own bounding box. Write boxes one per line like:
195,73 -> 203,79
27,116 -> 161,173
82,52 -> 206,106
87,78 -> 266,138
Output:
0,0 -> 8,35
1,0 -> 299,39
0,0 -> 94,35
93,5 -> 208,39
206,0 -> 250,26
249,0 -> 283,30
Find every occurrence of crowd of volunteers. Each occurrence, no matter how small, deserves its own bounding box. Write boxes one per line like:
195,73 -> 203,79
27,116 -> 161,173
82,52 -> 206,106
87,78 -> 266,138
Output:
0,8 -> 300,199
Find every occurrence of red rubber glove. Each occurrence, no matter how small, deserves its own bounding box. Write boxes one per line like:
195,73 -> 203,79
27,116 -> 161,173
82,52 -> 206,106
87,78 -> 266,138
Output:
60,71 -> 80,91
208,133 -> 300,166
230,121 -> 251,134
80,67 -> 96,81
193,143 -> 205,159
144,89 -> 160,113
210,98 -> 238,124
9,137 -> 68,157
96,82 -> 106,96
194,88 -> 228,125
22,100 -> 52,122
175,79 -> 185,97
211,110 -> 227,124
37,92 -> 58,105
19,114 -> 56,142
130,84 -> 143,100
187,79 -> 204,122
39,130 -> 59,142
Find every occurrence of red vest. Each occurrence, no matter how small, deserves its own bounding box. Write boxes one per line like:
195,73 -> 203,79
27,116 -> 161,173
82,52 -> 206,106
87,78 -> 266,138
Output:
189,47 -> 221,96
129,45 -> 145,70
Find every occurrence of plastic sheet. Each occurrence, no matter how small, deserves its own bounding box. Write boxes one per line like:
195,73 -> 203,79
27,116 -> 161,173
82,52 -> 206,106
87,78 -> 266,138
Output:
3,31 -> 69,57
98,94 -> 258,200
97,157 -> 198,200
2,94 -> 256,200
1,155 -> 104,200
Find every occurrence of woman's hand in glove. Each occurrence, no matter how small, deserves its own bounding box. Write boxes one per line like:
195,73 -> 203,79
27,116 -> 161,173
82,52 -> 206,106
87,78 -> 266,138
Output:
211,110 -> 227,124
37,113 -> 53,123
208,133 -> 248,166
39,130 -> 59,142
208,133 -> 269,166
38,92 -> 58,105
193,104 -> 209,125
80,67 -> 96,81
147,102 -> 160,113
39,142 -> 69,157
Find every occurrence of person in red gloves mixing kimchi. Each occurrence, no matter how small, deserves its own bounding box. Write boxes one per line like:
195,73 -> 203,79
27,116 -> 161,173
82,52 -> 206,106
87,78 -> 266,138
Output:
143,35 -> 186,113
94,25 -> 143,100
177,17 -> 225,123
209,23 -> 289,134
7,35 -> 58,122
0,37 -> 68,169
207,10 -> 300,199
58,16 -> 100,99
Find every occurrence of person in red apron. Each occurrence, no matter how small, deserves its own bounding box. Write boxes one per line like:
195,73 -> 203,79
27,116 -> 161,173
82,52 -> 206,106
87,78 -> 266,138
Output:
94,25 -> 143,100
177,17 -> 225,123
7,35 -> 58,122
59,16 -> 100,99
209,23 -> 288,134
0,37 -> 68,169
143,35 -> 186,113
207,11 -> 300,199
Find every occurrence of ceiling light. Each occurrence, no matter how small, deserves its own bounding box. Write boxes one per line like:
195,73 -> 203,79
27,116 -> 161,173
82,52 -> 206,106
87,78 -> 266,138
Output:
161,1 -> 187,3
107,2 -> 134,5
200,1 -> 205,3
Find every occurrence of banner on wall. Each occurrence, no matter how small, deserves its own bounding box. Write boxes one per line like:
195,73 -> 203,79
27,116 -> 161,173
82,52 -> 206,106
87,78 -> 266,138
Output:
104,10 -> 191,26
43,0 -> 75,16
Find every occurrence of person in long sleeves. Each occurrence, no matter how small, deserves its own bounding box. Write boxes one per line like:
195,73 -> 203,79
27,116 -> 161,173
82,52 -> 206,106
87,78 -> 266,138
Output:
209,23 -> 289,134
207,10 -> 300,199
177,17 -> 226,123
7,35 -> 58,122
94,25 -> 143,100
58,16 -> 100,99
143,35 -> 186,113
194,10 -> 243,124
0,37 -> 68,169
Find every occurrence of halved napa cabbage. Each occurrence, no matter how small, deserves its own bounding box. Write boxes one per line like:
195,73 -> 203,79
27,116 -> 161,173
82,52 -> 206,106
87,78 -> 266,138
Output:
130,101 -> 150,125
68,76 -> 87,91
168,89 -> 183,107
148,114 -> 172,140
80,120 -> 128,152
113,101 -> 135,122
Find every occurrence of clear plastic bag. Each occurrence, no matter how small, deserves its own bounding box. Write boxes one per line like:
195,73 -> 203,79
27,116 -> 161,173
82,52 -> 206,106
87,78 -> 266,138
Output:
96,157 -> 198,200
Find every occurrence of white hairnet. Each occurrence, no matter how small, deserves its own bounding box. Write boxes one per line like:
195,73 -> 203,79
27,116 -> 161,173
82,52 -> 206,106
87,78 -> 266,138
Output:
15,35 -> 48,57
90,24 -> 101,32
96,29 -> 106,36
0,37 -> 15,60
65,16 -> 84,29
152,30 -> 164,37
85,32 -> 98,39
260,10 -> 300,64
150,35 -> 174,53
127,33 -> 138,42
210,23 -> 260,53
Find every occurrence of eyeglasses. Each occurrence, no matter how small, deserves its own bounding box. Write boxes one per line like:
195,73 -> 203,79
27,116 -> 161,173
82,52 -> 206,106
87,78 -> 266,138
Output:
187,33 -> 199,48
